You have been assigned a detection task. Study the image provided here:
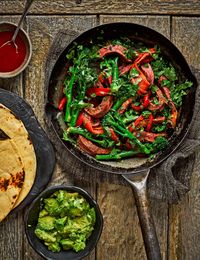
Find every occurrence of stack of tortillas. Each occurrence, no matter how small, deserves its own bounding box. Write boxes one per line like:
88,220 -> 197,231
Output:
0,104 -> 36,222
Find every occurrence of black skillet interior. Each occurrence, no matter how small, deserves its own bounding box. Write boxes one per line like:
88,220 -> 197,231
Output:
46,23 -> 197,175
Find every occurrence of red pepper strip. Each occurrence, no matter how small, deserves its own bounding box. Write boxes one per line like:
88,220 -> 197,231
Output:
87,87 -> 110,97
153,116 -> 166,124
134,131 -> 167,142
107,75 -> 112,86
146,114 -> 154,132
143,94 -> 150,108
85,96 -> 113,118
131,94 -> 150,111
98,72 -> 106,84
148,88 -> 167,111
99,45 -> 131,62
58,96 -> 67,111
158,75 -> 167,86
141,63 -> 154,85
78,135 -> 111,156
118,97 -> 133,114
76,111 -> 84,127
119,64 -> 132,75
162,87 -> 177,128
82,113 -> 104,134
131,64 -> 150,95
134,48 -> 156,65
131,104 -> 142,111
109,128 -> 120,143
128,115 -> 144,132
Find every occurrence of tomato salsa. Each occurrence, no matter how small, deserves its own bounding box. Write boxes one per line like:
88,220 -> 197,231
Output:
0,31 -> 26,73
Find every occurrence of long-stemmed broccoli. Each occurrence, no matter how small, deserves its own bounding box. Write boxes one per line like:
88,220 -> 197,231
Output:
103,113 -> 150,154
64,127 -> 115,148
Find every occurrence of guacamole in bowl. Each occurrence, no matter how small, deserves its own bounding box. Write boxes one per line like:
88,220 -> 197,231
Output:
25,186 -> 103,260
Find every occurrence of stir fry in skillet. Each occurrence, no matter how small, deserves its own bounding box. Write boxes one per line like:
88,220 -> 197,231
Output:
58,38 -> 193,160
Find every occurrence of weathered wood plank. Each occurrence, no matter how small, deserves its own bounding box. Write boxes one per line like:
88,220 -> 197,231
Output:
96,15 -> 170,260
100,15 -> 170,38
0,15 -> 25,260
1,0 -> 200,15
168,17 -> 200,260
22,15 -> 97,260
172,17 -> 200,70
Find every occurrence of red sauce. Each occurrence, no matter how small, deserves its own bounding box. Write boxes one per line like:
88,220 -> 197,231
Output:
0,31 -> 26,73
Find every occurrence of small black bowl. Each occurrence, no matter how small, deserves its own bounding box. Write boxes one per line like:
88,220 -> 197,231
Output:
24,185 -> 103,260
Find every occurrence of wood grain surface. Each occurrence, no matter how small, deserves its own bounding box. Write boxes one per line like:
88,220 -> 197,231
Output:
0,1 -> 200,260
0,0 -> 200,15
168,17 -> 200,260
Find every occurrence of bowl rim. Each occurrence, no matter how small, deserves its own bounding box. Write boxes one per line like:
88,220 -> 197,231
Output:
0,21 -> 32,78
24,185 -> 103,260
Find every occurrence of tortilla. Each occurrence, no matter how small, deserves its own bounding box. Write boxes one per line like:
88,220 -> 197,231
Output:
0,137 -> 25,222
0,104 -> 37,207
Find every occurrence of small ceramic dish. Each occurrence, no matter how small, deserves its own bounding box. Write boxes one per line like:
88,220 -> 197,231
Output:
0,22 -> 32,78
24,185 -> 103,260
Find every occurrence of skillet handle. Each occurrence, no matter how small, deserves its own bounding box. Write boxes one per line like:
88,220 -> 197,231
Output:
123,170 -> 162,260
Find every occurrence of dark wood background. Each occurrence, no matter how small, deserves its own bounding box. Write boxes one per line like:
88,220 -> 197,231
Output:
0,1 -> 200,259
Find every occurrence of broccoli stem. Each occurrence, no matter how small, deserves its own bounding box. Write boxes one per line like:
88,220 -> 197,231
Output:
70,108 -> 80,127
112,96 -> 127,110
64,67 -> 77,122
104,114 -> 150,154
67,127 -> 114,148
110,57 -> 119,93
96,150 -> 140,160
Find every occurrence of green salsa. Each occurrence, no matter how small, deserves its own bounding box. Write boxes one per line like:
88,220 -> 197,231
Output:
34,190 -> 96,253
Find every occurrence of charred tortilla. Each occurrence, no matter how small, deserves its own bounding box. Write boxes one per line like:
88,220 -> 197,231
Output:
0,137 -> 25,222
0,104 -> 36,208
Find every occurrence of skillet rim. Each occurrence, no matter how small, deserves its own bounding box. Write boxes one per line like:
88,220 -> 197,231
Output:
45,22 -> 198,175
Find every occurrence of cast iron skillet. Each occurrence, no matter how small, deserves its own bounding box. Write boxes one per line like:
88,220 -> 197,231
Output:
45,23 -> 197,260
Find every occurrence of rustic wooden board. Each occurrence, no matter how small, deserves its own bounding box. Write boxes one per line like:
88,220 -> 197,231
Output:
1,0 -> 200,15
0,15 -> 25,260
96,15 -> 171,260
168,17 -> 200,260
22,15 -> 97,260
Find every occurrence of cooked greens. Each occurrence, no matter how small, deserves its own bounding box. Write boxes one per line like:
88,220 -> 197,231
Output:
57,37 -> 193,160
35,190 -> 96,253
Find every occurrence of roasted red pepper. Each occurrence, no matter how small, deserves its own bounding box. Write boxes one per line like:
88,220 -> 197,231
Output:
118,97 -> 133,114
148,88 -> 167,111
131,94 -> 150,111
58,96 -> 67,111
134,48 -> 156,65
141,63 -> 154,85
134,131 -> 166,142
87,87 -> 110,97
146,114 -> 154,132
128,115 -> 144,132
76,111 -> 84,127
85,96 -> 113,118
119,64 -> 132,75
77,135 -> 111,156
99,45 -> 131,62
109,128 -> 120,143
162,87 -> 177,128
82,113 -> 104,134
153,116 -> 166,124
131,65 -> 150,95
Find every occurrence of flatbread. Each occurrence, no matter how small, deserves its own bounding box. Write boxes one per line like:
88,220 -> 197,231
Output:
0,104 -> 37,207
0,137 -> 25,222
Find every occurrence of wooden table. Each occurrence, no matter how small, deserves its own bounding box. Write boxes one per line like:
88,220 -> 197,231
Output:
0,1 -> 200,259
